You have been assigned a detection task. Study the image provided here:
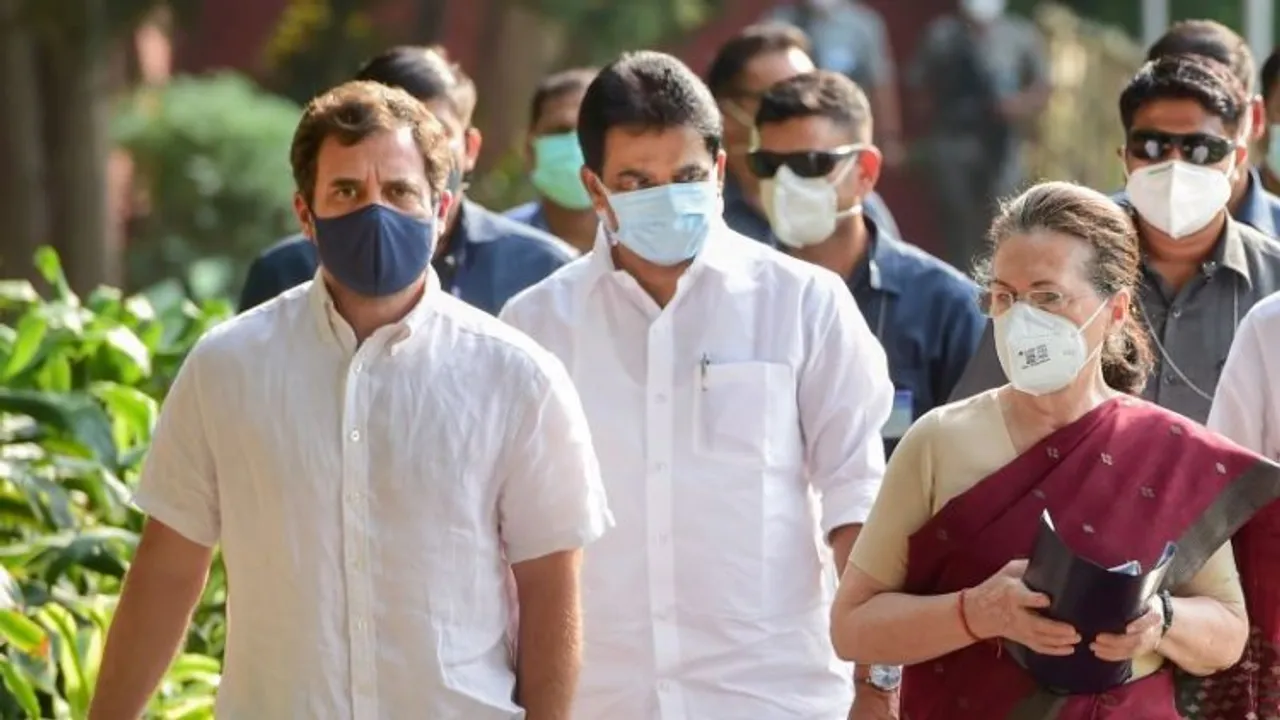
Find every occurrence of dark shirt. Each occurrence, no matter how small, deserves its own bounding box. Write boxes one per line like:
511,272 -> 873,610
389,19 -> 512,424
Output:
238,200 -> 577,316
722,174 -> 902,245
850,220 -> 985,454
948,214 -> 1280,424
503,200 -> 549,232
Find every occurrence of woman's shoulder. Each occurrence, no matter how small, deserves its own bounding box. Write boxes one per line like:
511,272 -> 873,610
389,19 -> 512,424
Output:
899,388 -> 1006,452
1111,396 -> 1268,465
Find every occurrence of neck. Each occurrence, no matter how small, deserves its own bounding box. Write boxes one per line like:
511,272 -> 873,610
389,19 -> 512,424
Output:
611,245 -> 688,308
1263,165 -> 1280,196
326,274 -> 426,343
540,199 -> 599,254
792,215 -> 869,279
434,197 -> 465,260
1004,365 -> 1116,431
1138,212 -> 1225,290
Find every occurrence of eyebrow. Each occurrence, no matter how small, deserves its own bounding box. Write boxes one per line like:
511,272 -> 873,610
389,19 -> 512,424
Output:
674,164 -> 711,179
990,278 -> 1065,289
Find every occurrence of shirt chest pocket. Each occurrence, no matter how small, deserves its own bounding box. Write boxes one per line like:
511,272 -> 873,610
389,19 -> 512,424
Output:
693,361 -> 802,468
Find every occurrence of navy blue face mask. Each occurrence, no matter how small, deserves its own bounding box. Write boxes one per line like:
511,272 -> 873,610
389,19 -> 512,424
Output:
312,203 -> 437,298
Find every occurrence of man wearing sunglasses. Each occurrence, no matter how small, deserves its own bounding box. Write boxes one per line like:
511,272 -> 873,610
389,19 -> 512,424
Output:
502,51 -> 894,720
753,70 -> 983,456
705,22 -> 901,247
949,54 -> 1280,425
752,69 -> 984,718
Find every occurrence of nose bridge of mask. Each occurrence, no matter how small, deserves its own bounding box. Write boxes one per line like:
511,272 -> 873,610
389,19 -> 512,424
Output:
607,181 -> 718,225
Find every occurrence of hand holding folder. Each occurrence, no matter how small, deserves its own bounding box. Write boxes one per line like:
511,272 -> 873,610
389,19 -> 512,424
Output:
1005,510 -> 1176,695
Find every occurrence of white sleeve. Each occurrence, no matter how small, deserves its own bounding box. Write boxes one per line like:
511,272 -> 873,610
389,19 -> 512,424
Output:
498,350 -> 613,564
798,272 -> 894,534
1208,307 -> 1272,456
132,344 -> 220,547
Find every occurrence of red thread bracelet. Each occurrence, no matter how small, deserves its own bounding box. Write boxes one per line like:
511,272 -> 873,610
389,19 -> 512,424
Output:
957,589 -> 982,643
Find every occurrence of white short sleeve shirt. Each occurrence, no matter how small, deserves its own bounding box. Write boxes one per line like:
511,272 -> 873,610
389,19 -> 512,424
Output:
1209,291 -> 1280,460
134,271 -> 612,720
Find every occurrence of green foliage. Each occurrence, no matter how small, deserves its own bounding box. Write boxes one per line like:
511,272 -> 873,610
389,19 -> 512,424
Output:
0,248 -> 230,719
517,0 -> 724,64
114,73 -> 303,303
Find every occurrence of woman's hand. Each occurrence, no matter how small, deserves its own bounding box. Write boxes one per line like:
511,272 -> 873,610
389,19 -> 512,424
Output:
963,559 -> 1081,656
1091,597 -> 1164,661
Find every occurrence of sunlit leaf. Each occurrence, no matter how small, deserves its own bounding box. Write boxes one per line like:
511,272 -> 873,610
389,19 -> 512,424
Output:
0,658 -> 41,719
0,280 -> 39,307
37,604 -> 90,716
34,351 -> 72,393
2,312 -> 48,380
102,326 -> 152,379
0,390 -> 117,470
32,246 -> 76,306
0,611 -> 46,656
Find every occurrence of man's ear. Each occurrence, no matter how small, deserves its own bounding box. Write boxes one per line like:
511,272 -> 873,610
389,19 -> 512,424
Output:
464,127 -> 483,173
714,149 -> 728,189
853,146 -> 883,196
581,168 -> 614,230
293,193 -> 315,240
1249,96 -> 1266,142
436,189 -> 455,225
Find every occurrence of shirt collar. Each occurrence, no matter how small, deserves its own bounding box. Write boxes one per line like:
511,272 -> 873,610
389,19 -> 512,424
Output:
1215,215 -> 1253,287
308,267 -> 443,354
1235,168 -> 1278,238
847,218 -> 903,295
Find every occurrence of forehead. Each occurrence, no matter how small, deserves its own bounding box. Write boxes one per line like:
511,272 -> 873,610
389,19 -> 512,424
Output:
757,115 -> 851,152
1130,97 -> 1230,136
600,125 -> 713,176
992,230 -> 1094,288
740,48 -> 814,95
535,88 -> 587,131
315,126 -> 426,180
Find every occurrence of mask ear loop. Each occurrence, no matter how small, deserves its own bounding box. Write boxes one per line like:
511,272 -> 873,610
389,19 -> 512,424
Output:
831,148 -> 868,219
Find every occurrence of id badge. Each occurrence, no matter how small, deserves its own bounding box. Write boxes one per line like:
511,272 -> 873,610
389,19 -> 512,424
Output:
882,389 -> 914,440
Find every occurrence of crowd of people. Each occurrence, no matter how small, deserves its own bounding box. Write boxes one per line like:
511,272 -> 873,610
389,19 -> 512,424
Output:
81,1 -> 1280,719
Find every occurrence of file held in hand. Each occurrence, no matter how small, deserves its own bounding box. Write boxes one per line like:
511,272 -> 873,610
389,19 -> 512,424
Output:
1005,510 -> 1176,695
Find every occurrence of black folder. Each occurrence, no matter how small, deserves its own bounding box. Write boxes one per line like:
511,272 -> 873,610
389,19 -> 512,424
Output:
1005,510 -> 1176,695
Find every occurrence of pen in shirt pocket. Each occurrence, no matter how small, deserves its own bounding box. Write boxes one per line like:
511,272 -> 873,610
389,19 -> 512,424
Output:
700,353 -> 710,391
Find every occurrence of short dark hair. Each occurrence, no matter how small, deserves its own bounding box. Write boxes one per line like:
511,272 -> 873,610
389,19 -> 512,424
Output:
1146,20 -> 1255,94
756,70 -> 872,140
1262,48 -> 1280,102
577,51 -> 722,175
1119,55 -> 1248,133
529,67 -> 598,127
354,45 -> 478,121
705,22 -> 811,99
291,81 -> 451,204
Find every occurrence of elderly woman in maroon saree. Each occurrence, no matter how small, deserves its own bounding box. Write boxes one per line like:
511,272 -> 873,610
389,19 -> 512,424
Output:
830,182 -> 1280,720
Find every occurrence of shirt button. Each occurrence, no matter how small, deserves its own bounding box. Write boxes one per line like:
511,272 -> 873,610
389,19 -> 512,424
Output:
350,429 -> 361,442
658,680 -> 672,693
355,619 -> 367,632
654,393 -> 667,404
654,462 -> 667,473
1170,307 -> 1182,319
353,362 -> 364,373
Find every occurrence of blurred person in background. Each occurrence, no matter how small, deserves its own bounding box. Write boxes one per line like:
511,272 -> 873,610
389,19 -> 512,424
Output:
1137,20 -> 1280,236
754,70 -> 983,465
705,22 -> 901,246
502,50 -> 894,720
505,67 -> 600,253
238,45 -> 575,315
949,55 -> 1280,425
90,81 -> 611,720
769,0 -> 907,167
908,0 -> 1049,271
1258,47 -> 1280,197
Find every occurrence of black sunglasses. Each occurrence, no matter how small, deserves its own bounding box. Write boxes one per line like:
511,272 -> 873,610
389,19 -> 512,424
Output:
746,145 -> 861,179
1126,130 -> 1235,166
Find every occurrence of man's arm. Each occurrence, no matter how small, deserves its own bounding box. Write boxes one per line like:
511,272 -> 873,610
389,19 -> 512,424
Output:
512,549 -> 583,720
496,344 -> 612,719
90,345 -> 222,717
89,521 -> 212,719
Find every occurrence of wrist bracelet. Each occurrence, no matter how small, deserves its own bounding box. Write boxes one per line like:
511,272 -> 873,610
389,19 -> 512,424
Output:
957,589 -> 981,642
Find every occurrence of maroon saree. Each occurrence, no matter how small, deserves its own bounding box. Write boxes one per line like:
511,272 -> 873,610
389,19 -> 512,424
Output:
900,397 -> 1280,720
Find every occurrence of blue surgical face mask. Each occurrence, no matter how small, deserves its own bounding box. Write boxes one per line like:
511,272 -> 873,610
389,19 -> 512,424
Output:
531,132 -> 592,210
312,203 -> 437,297
603,180 -> 720,266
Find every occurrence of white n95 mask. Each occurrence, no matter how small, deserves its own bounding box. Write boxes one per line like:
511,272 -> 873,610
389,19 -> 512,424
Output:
1125,160 -> 1232,239
762,160 -> 861,248
994,302 -> 1108,396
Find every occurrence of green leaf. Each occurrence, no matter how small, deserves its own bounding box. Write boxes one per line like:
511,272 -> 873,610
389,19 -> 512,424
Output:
0,280 -> 39,307
37,604 -> 90,716
101,325 -> 153,380
3,312 -> 48,380
90,382 -> 157,450
33,352 -> 72,394
0,389 -> 117,470
0,611 -> 47,656
0,658 -> 41,719
32,247 -> 75,306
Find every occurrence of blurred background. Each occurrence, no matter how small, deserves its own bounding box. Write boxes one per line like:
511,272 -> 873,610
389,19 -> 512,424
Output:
0,0 -> 1270,304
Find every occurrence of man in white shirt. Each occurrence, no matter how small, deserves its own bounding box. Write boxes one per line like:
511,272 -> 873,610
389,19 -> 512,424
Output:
1208,291 -> 1280,460
90,81 -> 612,720
500,51 -> 894,720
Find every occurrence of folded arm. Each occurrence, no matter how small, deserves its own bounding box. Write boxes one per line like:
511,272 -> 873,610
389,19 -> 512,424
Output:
1157,596 -> 1248,676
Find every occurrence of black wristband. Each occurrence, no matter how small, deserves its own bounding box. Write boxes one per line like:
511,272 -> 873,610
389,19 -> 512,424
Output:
1158,590 -> 1174,637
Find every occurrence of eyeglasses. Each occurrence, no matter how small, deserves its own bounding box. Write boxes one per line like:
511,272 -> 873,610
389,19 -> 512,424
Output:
746,145 -> 861,179
1125,130 -> 1235,166
979,289 -> 1073,316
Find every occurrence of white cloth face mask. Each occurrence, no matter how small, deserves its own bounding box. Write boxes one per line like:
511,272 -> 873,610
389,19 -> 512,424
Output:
1125,159 -> 1233,239
962,0 -> 1006,23
994,301 -> 1109,396
762,154 -> 862,248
